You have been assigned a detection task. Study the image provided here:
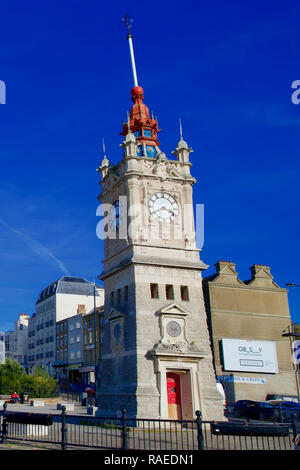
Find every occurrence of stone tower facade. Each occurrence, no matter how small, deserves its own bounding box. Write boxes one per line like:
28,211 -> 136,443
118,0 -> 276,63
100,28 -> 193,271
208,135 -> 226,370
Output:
96,85 -> 224,420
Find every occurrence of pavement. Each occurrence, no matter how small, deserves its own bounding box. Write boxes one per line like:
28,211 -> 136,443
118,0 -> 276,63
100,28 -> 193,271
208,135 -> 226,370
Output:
0,441 -> 54,450
0,401 -> 95,450
2,404 -> 288,452
2,401 -> 90,416
0,402 -> 83,451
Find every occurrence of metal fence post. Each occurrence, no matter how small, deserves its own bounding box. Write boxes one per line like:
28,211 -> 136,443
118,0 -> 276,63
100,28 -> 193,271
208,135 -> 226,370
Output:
61,405 -> 67,451
121,408 -> 128,450
1,403 -> 7,445
195,410 -> 204,450
278,403 -> 283,423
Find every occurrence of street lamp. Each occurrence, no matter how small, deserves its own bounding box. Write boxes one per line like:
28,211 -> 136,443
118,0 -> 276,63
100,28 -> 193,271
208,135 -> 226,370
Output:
93,281 -> 98,397
85,281 -> 101,403
284,283 -> 300,399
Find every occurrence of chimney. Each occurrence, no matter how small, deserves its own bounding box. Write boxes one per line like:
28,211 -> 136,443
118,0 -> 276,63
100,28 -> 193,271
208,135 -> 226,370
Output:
250,264 -> 271,280
215,260 -> 237,274
213,260 -> 239,285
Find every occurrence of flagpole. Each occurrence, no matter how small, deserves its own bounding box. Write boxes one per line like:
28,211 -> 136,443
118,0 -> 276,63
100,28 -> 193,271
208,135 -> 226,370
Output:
122,13 -> 139,87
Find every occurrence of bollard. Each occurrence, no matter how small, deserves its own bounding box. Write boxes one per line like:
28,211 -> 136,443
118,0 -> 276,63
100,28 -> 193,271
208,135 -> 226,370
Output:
195,410 -> 204,450
121,408 -> 128,450
1,403 -> 7,445
61,405 -> 67,451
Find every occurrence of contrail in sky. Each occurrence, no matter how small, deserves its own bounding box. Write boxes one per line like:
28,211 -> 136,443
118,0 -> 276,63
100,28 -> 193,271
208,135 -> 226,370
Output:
0,217 -> 70,275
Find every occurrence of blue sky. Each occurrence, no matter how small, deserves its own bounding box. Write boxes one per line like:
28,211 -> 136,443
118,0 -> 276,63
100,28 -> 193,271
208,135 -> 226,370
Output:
0,0 -> 299,331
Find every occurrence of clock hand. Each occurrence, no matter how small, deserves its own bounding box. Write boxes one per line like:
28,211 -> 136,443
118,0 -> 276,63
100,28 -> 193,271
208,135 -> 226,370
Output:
152,207 -> 173,215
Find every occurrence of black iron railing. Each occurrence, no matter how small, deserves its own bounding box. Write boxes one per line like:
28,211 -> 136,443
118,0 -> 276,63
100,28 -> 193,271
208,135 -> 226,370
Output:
60,391 -> 82,404
0,403 -> 299,451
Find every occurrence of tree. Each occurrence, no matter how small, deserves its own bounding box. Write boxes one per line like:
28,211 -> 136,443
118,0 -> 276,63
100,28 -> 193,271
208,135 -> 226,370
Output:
0,358 -> 24,394
0,359 -> 58,397
24,365 -> 59,398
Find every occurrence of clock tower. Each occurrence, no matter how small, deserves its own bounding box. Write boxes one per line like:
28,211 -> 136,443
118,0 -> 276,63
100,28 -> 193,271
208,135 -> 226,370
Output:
96,19 -> 224,420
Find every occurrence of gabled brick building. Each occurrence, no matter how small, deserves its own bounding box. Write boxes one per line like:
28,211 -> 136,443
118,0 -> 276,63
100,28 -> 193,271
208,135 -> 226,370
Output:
203,261 -> 299,405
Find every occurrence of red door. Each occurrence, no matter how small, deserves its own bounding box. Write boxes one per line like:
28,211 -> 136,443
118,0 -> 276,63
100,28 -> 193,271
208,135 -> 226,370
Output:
167,373 -> 181,420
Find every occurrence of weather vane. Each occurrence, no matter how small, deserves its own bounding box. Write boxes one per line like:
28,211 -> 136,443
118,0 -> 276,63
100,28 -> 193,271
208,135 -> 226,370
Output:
122,13 -> 139,87
122,13 -> 133,38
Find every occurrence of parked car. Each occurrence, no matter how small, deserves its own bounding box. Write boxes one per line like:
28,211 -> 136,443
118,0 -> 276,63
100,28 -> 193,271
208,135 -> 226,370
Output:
276,401 -> 300,409
273,401 -> 300,422
233,400 -> 275,421
265,394 -> 299,403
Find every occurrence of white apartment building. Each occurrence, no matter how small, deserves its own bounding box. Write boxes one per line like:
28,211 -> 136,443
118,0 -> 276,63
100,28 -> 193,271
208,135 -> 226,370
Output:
28,276 -> 104,375
5,313 -> 30,369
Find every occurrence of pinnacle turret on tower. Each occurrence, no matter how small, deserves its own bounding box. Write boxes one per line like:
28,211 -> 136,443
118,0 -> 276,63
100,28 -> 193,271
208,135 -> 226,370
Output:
172,119 -> 193,163
97,138 -> 110,179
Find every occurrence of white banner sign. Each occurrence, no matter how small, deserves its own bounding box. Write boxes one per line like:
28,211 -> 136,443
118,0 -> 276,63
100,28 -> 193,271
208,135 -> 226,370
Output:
222,338 -> 278,374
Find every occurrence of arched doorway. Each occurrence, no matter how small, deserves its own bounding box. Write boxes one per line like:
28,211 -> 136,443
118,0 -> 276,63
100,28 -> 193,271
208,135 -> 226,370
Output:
167,372 -> 182,420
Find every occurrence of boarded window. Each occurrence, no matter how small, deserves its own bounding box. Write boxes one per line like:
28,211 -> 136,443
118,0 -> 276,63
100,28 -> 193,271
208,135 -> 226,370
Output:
166,285 -> 174,300
180,286 -> 189,301
150,284 -> 159,299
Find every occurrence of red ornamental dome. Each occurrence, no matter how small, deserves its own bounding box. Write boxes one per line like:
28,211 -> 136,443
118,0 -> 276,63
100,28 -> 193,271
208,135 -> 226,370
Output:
131,86 -> 144,102
121,86 -> 161,150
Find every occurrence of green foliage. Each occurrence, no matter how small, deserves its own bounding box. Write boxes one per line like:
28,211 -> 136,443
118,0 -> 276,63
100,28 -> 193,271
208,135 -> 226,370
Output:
0,359 -> 58,398
0,358 -> 24,394
22,365 -> 59,398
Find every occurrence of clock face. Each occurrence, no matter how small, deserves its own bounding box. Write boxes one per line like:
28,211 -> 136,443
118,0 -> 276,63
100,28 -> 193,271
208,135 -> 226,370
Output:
113,323 -> 121,343
148,193 -> 179,223
166,321 -> 182,338
109,200 -> 122,232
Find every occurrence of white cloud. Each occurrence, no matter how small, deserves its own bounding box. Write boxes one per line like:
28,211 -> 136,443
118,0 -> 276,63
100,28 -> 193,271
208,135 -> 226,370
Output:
0,217 -> 70,275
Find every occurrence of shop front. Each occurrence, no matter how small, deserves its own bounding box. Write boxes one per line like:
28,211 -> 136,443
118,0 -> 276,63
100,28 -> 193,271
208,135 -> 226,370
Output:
68,363 -> 82,390
79,365 -> 95,387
